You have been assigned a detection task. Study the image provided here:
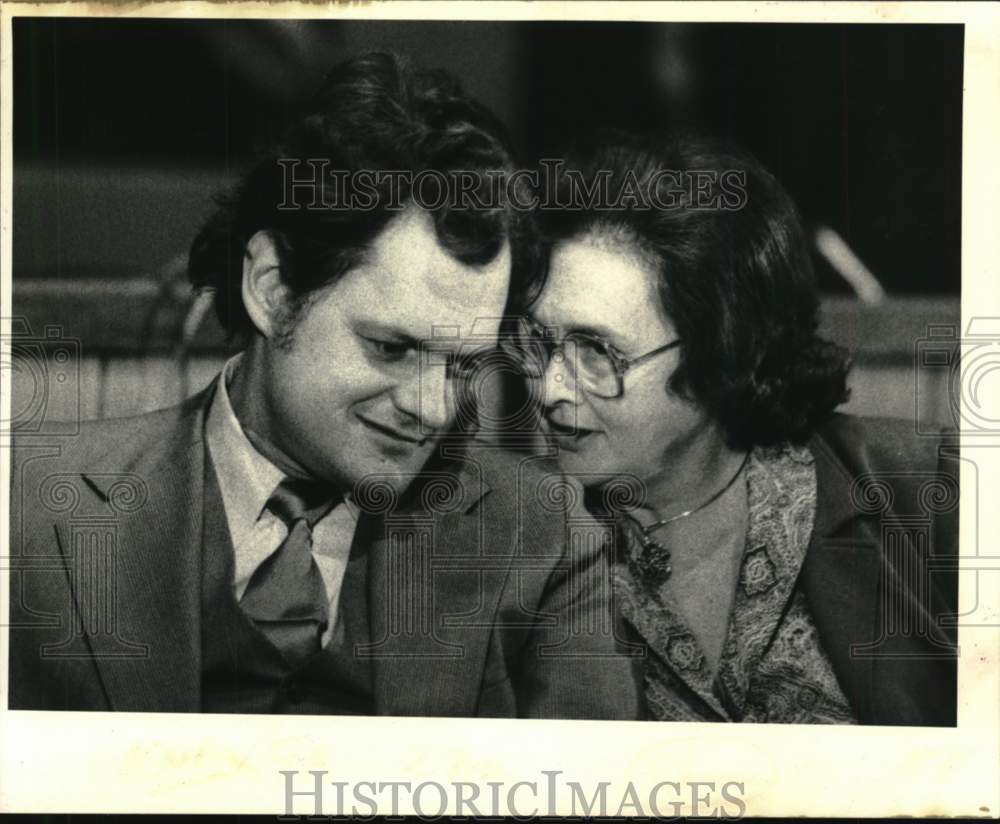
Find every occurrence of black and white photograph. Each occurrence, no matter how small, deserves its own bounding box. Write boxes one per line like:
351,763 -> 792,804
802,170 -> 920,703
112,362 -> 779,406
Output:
1,2 -> 997,818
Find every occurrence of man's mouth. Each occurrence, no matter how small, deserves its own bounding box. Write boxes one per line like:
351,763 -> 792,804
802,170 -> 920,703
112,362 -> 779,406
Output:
357,415 -> 425,445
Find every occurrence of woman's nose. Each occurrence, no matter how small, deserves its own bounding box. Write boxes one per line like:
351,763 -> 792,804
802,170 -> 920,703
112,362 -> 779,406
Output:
541,343 -> 577,406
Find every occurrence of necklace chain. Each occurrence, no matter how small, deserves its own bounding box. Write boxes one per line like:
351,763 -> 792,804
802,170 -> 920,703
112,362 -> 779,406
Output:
637,451 -> 751,538
624,451 -> 751,586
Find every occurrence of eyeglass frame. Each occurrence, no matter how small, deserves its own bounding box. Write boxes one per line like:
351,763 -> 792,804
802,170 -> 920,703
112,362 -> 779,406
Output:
505,317 -> 681,400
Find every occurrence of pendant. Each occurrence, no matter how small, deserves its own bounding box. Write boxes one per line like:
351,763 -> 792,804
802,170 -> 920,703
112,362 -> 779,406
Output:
630,533 -> 673,587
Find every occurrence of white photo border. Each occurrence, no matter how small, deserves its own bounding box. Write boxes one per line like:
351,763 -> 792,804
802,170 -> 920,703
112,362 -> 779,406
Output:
1,1 -> 997,817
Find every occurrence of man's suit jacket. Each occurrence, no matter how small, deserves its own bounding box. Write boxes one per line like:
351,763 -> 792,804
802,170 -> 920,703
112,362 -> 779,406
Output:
801,414 -> 960,726
7,382 -> 642,718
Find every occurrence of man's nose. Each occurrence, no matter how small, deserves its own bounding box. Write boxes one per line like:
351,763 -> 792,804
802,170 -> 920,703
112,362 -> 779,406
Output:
396,361 -> 452,435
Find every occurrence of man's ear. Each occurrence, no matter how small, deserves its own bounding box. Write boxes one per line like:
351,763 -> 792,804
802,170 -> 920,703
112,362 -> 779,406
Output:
242,230 -> 290,339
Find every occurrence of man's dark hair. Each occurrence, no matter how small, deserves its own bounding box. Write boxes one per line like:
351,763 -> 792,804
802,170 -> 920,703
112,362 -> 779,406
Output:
189,51 -> 537,339
535,131 -> 850,450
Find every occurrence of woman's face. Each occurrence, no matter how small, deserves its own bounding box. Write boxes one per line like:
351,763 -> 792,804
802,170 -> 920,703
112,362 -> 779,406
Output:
530,232 -> 718,490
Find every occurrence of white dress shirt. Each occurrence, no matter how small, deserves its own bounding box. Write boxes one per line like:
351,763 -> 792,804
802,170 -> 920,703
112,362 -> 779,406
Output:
205,355 -> 358,645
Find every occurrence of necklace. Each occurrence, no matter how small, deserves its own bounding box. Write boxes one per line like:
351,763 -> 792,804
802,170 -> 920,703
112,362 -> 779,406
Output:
626,451 -> 751,585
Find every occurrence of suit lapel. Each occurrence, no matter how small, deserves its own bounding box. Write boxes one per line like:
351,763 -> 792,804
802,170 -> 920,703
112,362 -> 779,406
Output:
364,454 -> 510,716
801,532 -> 881,724
802,433 -> 881,723
55,388 -> 213,711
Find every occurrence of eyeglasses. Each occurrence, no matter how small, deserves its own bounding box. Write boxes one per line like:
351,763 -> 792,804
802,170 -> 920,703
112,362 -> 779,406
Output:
500,317 -> 681,399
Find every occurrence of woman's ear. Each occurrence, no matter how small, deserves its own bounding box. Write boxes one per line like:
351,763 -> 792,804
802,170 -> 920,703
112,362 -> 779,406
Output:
241,230 -> 290,339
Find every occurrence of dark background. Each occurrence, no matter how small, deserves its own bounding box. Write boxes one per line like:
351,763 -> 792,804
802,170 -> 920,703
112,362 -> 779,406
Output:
14,18 -> 962,294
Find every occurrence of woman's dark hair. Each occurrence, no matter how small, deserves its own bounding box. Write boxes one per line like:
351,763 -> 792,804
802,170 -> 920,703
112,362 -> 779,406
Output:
189,51 -> 538,339
535,132 -> 850,449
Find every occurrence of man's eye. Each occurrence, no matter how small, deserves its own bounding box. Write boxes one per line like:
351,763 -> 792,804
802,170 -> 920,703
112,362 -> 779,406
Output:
365,337 -> 411,361
447,353 -> 480,380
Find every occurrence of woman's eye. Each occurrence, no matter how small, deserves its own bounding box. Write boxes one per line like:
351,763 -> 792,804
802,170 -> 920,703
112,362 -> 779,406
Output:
570,335 -> 607,360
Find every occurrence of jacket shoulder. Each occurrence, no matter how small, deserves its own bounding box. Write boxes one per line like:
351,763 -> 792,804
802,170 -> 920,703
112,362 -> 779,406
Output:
474,447 -> 588,515
9,390 -> 212,557
811,413 -> 952,478
10,388 -> 211,474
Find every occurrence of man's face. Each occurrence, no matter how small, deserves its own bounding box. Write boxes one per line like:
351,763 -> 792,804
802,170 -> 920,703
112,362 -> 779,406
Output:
531,233 -> 715,489
257,207 -> 511,491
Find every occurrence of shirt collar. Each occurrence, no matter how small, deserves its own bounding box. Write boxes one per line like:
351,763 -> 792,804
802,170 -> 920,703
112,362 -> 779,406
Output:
206,354 -> 285,551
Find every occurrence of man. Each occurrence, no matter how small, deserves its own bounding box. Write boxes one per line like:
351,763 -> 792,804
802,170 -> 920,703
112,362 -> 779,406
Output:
7,53 -> 641,717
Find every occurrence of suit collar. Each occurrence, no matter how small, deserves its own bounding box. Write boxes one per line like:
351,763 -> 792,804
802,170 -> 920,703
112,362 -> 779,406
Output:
80,384 -> 215,500
204,355 -> 285,552
808,431 -> 860,539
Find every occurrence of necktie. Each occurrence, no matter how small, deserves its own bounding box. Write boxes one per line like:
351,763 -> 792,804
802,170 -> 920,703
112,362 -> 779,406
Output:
240,478 -> 341,666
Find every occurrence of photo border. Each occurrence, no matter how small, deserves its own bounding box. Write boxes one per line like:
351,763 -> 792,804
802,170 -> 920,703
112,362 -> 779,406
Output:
1,1 -> 997,816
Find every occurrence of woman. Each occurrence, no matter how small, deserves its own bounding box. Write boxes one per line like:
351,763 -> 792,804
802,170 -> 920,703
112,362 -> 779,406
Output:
507,133 -> 958,725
